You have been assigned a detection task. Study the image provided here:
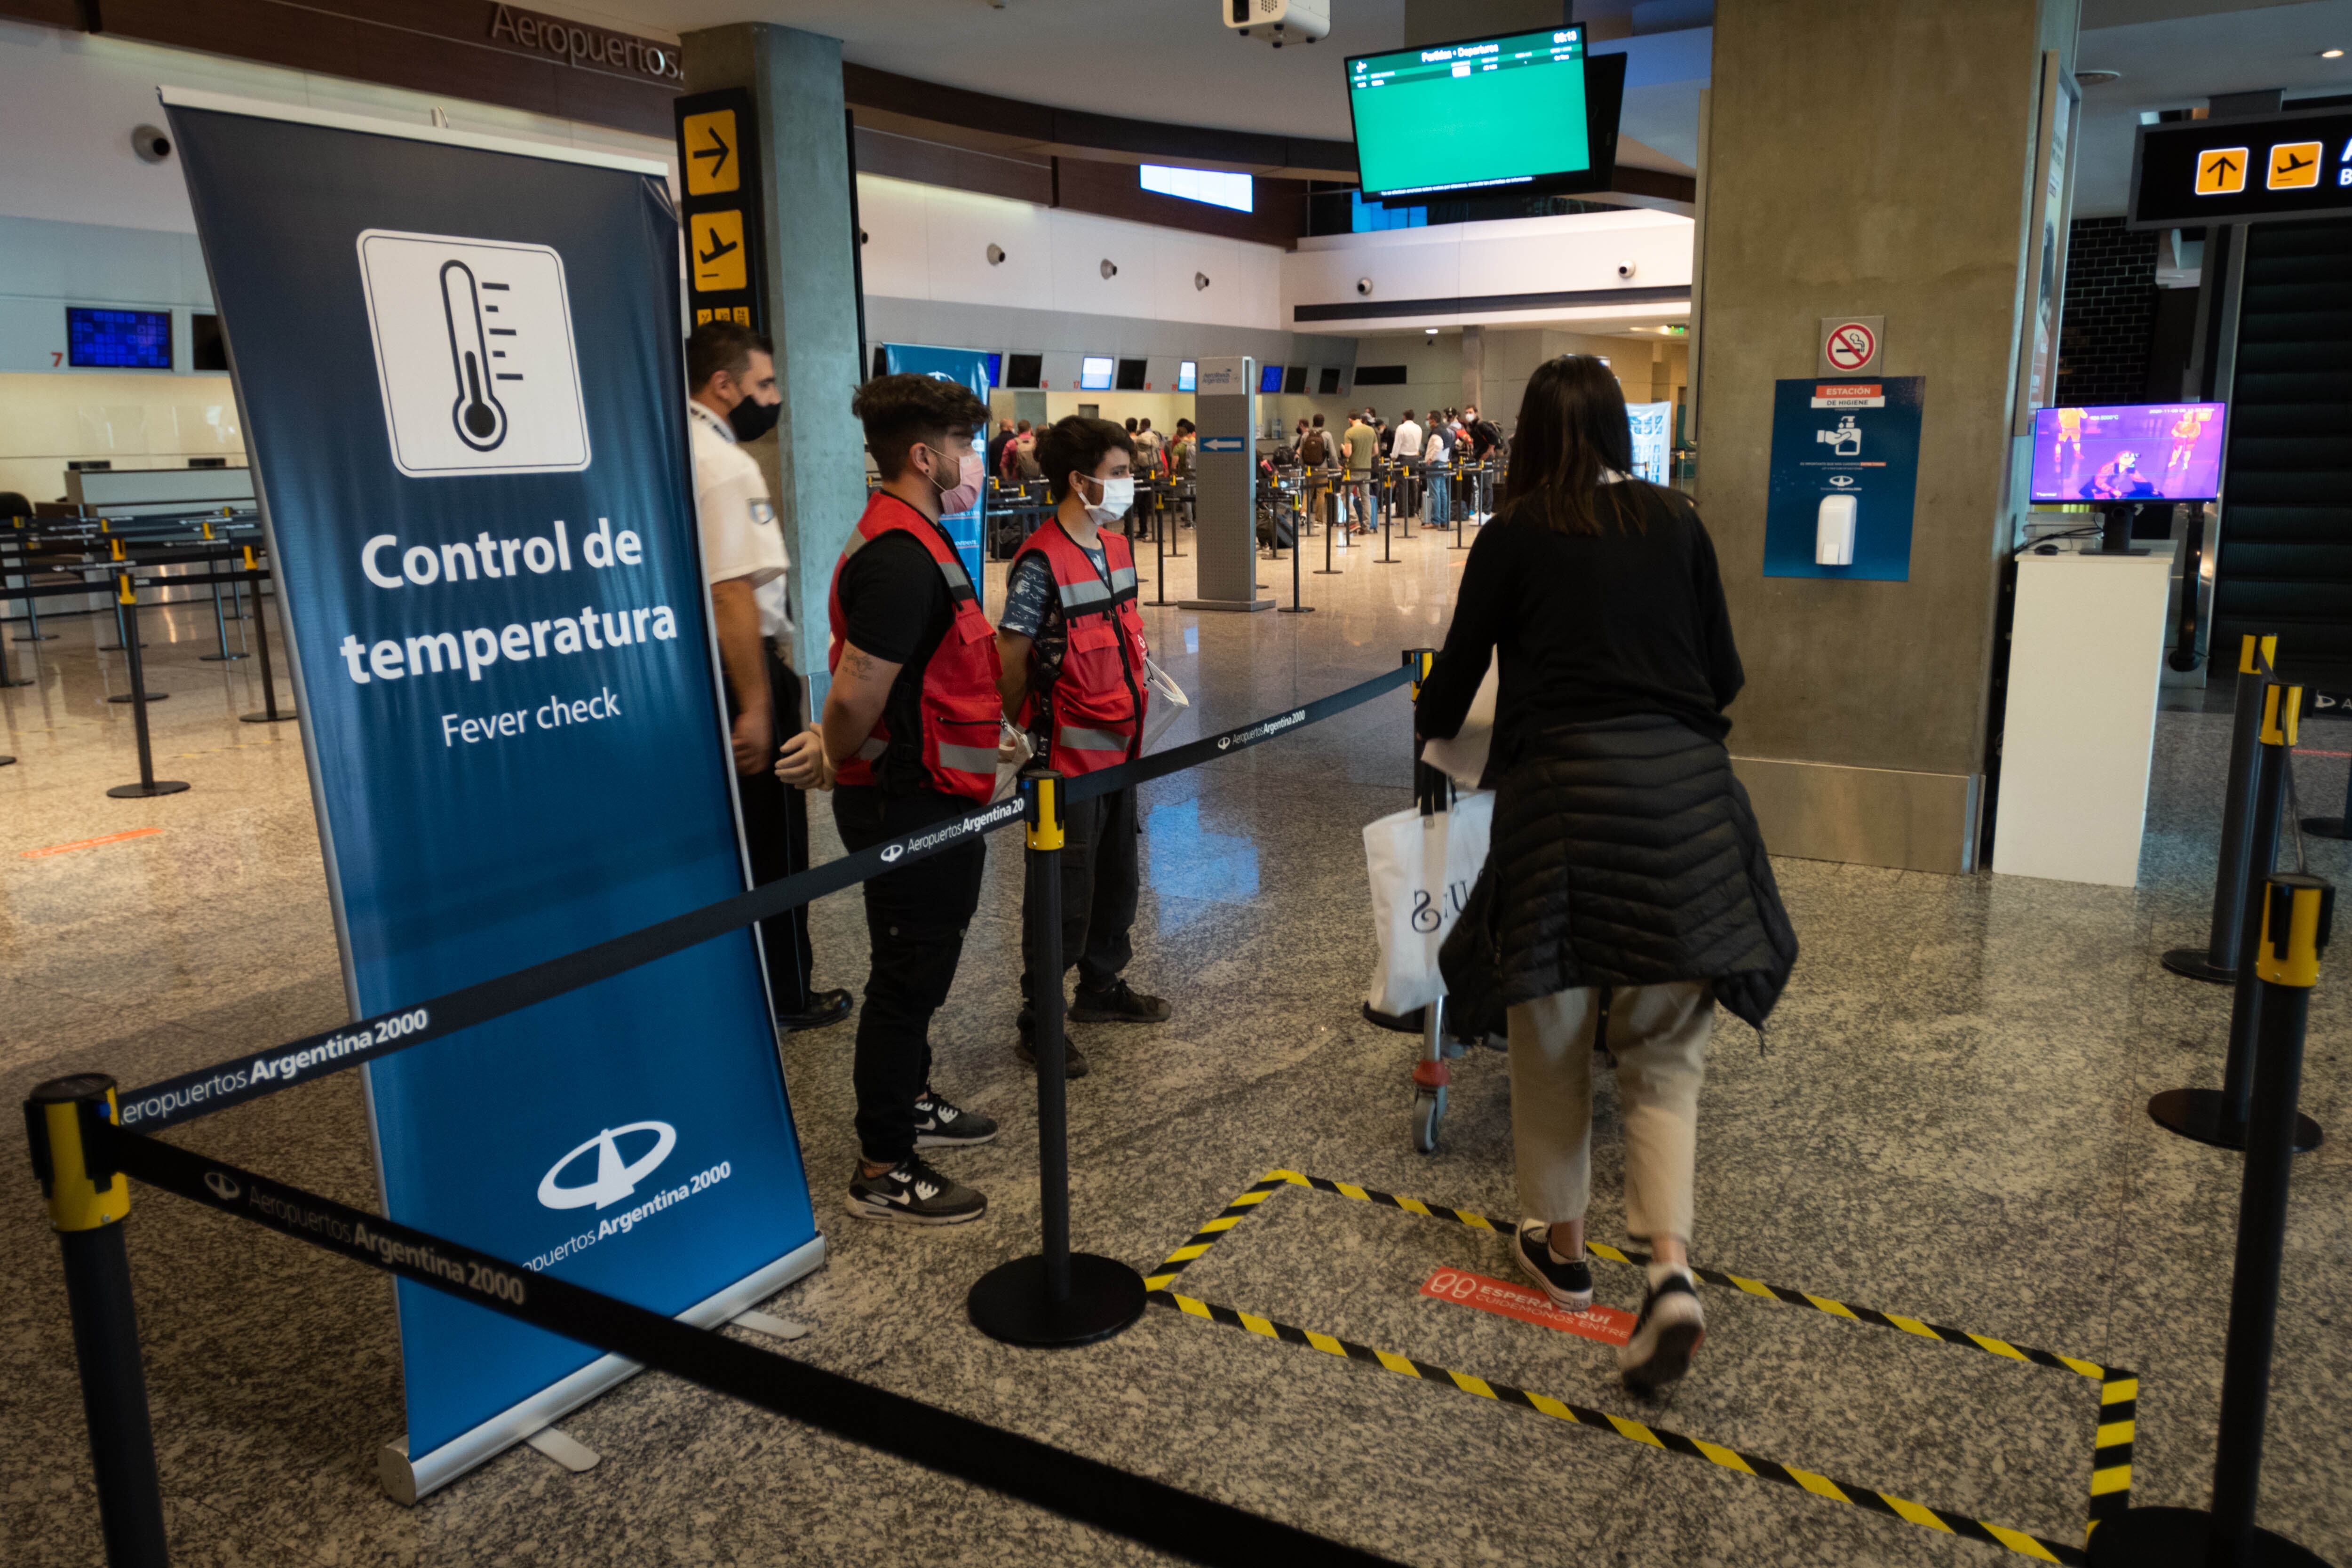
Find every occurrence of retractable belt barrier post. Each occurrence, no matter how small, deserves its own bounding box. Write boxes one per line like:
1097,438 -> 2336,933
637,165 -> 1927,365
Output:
29,670 -> 1423,1568
199,521 -> 246,663
238,548 -> 295,725
2149,677 -> 2323,1154
1279,491 -> 1314,613
24,1075 -> 171,1568
2164,636 -> 2277,983
969,769 -> 1150,1347
106,573 -> 189,801
2090,874 -> 2336,1568
2302,756 -> 2352,842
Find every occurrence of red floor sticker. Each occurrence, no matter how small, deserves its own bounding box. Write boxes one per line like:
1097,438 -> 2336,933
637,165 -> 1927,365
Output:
22,828 -> 163,859
1421,1266 -> 1636,1346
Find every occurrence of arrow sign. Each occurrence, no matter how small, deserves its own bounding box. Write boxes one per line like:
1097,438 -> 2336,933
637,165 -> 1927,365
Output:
1201,436 -> 1245,452
692,127 -> 730,182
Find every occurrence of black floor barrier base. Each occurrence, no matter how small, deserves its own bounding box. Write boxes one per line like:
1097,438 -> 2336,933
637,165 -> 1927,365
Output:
0,675 -> 30,689
16,632 -> 58,642
200,652 -> 248,662
2159,946 -> 2236,984
107,780 -> 190,799
2146,1088 -> 2322,1154
2303,815 -> 2352,841
240,708 -> 298,724
2086,1505 -> 2332,1567
106,692 -> 167,705
968,1253 -> 1147,1348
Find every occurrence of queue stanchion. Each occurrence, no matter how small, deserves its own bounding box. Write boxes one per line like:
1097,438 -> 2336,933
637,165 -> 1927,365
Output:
1279,488 -> 1314,614
969,768 -> 1148,1347
0,588 -> 29,689
1153,489 -> 1168,607
1377,482 -> 1399,565
1452,463 -> 1470,549
2089,872 -> 2336,1568
107,573 -> 188,799
16,517 -> 56,644
1316,477 -> 1342,575
239,551 -> 297,725
200,521 -> 245,663
2301,755 -> 2352,841
103,564 -> 167,706
2164,635 -> 2275,982
2149,676 -> 2321,1153
25,1075 -> 172,1568
99,539 -> 149,657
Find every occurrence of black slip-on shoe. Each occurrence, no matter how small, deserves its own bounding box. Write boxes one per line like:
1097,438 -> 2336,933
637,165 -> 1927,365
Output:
1070,979 -> 1170,1023
776,987 -> 852,1034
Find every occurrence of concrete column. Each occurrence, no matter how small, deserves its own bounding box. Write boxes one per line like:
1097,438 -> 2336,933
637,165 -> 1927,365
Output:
684,24 -> 867,700
1694,0 -> 2078,874
1460,325 -> 1483,417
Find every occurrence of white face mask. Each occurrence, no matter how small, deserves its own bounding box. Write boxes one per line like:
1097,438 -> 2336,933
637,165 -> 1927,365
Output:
1080,474 -> 1135,525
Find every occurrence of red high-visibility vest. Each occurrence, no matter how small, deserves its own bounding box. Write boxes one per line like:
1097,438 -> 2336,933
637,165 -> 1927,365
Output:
826,492 -> 1002,801
1012,518 -> 1149,776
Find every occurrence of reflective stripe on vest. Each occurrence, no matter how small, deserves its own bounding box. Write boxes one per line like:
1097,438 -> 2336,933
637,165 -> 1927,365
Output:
825,491 -> 1002,802
1010,519 -> 1148,777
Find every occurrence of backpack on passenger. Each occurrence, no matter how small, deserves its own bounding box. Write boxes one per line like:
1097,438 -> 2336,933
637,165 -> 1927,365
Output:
1300,428 -> 1327,467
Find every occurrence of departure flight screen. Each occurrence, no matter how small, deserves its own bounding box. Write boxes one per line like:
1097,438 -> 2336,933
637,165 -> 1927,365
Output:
1348,27 -> 1591,199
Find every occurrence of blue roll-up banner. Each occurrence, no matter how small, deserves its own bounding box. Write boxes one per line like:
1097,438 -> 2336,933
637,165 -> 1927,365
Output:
161,89 -> 821,1496
881,342 -> 992,584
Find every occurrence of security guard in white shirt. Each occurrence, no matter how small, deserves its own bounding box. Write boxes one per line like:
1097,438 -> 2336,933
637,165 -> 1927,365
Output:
687,320 -> 850,1033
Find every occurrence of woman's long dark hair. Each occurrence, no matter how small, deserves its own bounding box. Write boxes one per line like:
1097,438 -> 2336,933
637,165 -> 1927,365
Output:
1499,355 -> 1644,535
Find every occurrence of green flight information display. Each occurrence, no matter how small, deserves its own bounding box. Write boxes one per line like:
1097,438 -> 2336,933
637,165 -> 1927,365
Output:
1348,27 -> 1592,199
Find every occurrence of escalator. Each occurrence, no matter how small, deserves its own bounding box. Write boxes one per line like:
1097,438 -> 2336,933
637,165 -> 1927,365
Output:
2209,216 -> 2352,670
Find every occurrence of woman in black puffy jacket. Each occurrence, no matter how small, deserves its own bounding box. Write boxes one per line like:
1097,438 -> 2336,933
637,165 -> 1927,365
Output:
1418,355 -> 1796,1392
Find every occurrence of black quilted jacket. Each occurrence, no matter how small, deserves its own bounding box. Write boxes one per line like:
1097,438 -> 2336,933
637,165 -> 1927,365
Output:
1438,715 -> 1798,1034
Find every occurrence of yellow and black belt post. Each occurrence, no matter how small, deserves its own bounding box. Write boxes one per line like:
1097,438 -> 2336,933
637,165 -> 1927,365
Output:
2163,634 -> 2278,984
968,766 -> 1148,1347
106,569 -> 189,801
2089,872 -> 2334,1568
239,545 -> 296,726
24,1075 -> 170,1567
1280,475 -> 1314,614
200,515 -> 246,666
2148,670 -> 2320,1153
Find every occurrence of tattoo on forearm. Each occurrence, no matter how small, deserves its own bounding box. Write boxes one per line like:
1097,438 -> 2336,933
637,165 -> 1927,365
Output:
842,646 -> 877,678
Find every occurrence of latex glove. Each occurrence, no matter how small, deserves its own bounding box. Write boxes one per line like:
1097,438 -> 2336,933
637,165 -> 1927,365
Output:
775,724 -> 831,791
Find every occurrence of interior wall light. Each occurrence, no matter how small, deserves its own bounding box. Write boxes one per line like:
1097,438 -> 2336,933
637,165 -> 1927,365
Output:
1423,327 -> 1439,335
986,244 -> 1006,265
1100,259 -> 1118,279
2322,48 -> 2344,58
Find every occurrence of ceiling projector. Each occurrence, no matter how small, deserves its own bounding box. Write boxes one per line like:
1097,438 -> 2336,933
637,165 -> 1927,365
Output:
1224,0 -> 1330,46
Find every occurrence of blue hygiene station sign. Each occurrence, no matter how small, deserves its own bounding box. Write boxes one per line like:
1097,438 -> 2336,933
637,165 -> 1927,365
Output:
1762,376 -> 1926,581
881,342 -> 992,585
163,90 -> 820,1495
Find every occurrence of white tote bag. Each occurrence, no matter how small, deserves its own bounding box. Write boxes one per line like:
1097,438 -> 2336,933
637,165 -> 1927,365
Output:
1362,791 -> 1494,1018
1419,660 -> 1498,789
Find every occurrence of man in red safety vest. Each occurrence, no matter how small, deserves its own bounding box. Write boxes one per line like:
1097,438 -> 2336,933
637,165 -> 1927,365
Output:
995,416 -> 1171,1078
817,373 -> 1007,1226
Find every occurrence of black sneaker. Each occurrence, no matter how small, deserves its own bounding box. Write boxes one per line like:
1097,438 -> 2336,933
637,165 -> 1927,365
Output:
1620,1267 -> 1706,1391
1513,1220 -> 1593,1310
913,1086 -> 998,1149
845,1156 -> 985,1226
1070,979 -> 1170,1023
1015,1010 -> 1091,1077
775,987 -> 852,1034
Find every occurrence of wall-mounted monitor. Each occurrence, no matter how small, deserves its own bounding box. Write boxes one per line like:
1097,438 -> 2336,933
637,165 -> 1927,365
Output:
1259,363 -> 1285,394
1347,26 -> 1627,203
1115,357 -> 1147,391
981,351 -> 1002,388
67,307 -> 172,369
1007,352 -> 1043,389
2030,403 -> 2227,503
1318,366 -> 1343,395
1177,360 -> 1198,392
1353,365 -> 1407,385
1080,355 -> 1115,391
1283,365 -> 1306,395
191,312 -> 228,372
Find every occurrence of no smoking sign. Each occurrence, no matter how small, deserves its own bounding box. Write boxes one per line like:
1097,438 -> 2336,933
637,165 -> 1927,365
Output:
1818,314 -> 1884,376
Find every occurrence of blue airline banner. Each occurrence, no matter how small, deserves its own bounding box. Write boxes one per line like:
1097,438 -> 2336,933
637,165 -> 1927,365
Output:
881,342 -> 991,583
1762,376 -> 1926,581
165,96 -> 818,1467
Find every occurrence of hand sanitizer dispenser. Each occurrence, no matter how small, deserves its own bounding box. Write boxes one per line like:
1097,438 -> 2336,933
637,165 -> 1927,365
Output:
1816,493 -> 1857,566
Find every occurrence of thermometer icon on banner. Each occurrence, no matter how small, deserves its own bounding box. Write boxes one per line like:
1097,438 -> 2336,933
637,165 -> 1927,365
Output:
439,259 -> 509,451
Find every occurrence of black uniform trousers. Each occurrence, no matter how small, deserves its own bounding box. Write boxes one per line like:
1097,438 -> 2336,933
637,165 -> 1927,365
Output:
1018,782 -> 1141,1005
729,644 -> 817,1016
833,784 -> 988,1166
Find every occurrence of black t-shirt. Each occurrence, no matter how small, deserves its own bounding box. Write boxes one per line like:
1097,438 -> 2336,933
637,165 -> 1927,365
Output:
835,497 -> 960,796
1415,483 -> 1743,762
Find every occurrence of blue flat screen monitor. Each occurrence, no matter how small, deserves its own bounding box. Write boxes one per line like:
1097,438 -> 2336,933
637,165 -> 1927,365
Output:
2030,403 -> 2227,504
980,351 -> 1001,388
1258,363 -> 1284,394
1079,355 -> 1114,391
1177,360 -> 1197,392
67,307 -> 173,369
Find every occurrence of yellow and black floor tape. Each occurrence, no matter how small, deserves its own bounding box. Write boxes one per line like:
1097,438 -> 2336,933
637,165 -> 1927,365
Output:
1145,1170 -> 2134,1567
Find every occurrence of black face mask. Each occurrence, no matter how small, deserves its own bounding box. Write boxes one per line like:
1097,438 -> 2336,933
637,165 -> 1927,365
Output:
727,395 -> 779,444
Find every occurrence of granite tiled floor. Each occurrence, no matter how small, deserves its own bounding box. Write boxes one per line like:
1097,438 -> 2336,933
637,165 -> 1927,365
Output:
5,518 -> 2351,1568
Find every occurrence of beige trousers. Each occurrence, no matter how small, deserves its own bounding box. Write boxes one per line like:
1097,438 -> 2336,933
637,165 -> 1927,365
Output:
1506,980 -> 1713,1244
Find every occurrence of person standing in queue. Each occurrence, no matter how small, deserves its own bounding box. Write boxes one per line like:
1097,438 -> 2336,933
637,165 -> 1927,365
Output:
995,416 -> 1170,1078
685,321 -> 851,1035
821,372 -> 1006,1225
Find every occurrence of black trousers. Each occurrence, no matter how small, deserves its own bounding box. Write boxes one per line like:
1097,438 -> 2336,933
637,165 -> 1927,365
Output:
833,785 -> 988,1165
730,646 -> 816,1015
1019,783 -> 1140,1004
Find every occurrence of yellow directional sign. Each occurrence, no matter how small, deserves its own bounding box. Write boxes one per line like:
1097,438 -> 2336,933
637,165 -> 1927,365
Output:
690,210 -> 747,293
2267,140 -> 2322,190
682,109 -> 740,196
2194,146 -> 2248,195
